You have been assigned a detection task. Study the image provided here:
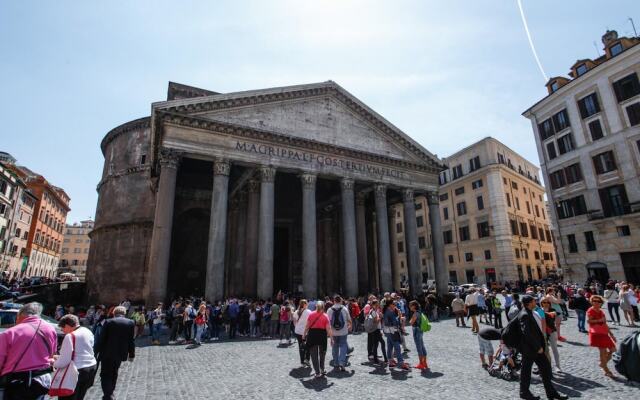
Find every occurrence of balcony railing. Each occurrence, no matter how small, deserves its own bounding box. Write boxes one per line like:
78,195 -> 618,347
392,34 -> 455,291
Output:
587,201 -> 640,220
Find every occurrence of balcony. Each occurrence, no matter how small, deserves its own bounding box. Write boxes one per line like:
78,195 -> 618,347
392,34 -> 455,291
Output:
587,201 -> 640,220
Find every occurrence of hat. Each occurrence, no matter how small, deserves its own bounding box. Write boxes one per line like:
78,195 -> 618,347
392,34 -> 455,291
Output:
521,295 -> 535,304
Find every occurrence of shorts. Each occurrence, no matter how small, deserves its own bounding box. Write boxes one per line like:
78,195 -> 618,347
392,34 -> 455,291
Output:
478,336 -> 494,356
468,304 -> 479,316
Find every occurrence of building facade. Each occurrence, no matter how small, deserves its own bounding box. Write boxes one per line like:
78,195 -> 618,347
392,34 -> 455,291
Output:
391,137 -> 558,287
0,163 -> 21,271
60,220 -> 94,279
524,30 -> 640,284
87,81 -> 449,304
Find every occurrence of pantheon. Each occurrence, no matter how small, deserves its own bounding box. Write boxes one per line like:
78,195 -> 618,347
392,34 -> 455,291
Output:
86,81 -> 447,304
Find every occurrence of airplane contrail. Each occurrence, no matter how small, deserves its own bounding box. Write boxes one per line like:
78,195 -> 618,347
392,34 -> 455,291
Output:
517,0 -> 548,82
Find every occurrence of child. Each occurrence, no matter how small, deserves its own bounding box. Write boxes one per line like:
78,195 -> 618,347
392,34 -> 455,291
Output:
477,327 -> 501,369
496,340 -> 518,378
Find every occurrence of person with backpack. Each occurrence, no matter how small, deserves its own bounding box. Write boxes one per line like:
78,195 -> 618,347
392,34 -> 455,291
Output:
517,295 -> 567,400
279,301 -> 293,345
293,299 -> 311,366
382,299 -> 409,371
365,299 -> 387,364
183,301 -> 195,343
572,289 -> 591,333
408,300 -> 429,370
150,302 -> 165,345
326,295 -> 352,371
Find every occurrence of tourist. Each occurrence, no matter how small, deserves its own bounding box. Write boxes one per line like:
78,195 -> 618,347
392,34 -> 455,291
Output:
0,302 -> 57,400
194,302 -> 208,345
408,300 -> 428,369
544,288 -> 566,342
54,314 -> 98,400
603,283 -> 620,325
168,301 -> 184,344
262,300 -> 272,338
327,295 -> 352,371
210,301 -> 223,341
451,293 -> 466,327
183,301 -> 195,343
477,289 -> 487,324
517,296 -> 567,400
477,326 -> 499,370
366,299 -> 387,364
131,307 -> 146,338
503,291 -> 514,321
228,300 -> 240,339
619,284 -> 637,326
540,298 -> 561,372
586,295 -> 617,377
465,288 -> 480,333
293,299 -> 311,366
492,293 -> 503,329
382,299 -> 409,370
572,289 -> 590,333
279,301 -> 292,345
349,299 -> 361,333
150,302 -> 164,345
270,301 -> 280,339
303,301 -> 332,379
249,303 -> 258,337
94,306 -> 135,400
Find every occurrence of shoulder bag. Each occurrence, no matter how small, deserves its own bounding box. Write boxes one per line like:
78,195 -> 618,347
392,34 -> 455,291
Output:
48,334 -> 79,397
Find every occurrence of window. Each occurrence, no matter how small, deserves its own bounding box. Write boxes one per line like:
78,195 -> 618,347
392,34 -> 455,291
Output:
592,151 -> 617,174
498,153 -> 506,164
443,230 -> 453,244
415,202 -> 422,210
456,202 -> 467,216
543,252 -> 551,260
599,184 -> 630,217
469,156 -> 481,172
452,164 -> 463,180
575,63 -> 588,77
534,251 -> 540,260
510,219 -> 519,235
538,118 -> 555,140
557,134 -> 575,155
565,163 -> 583,184
522,249 -> 529,259
484,250 -> 491,260
556,195 -> 588,219
530,225 -> 538,239
627,103 -> 640,126
459,226 -> 470,241
515,249 -> 520,258
584,231 -> 596,251
617,225 -> 631,237
526,201 -> 531,214
519,222 -> 529,237
550,81 -> 559,92
418,236 -> 426,249
439,193 -> 448,201
613,73 -> 640,102
455,186 -> 465,196
535,205 -> 540,217
538,227 -> 545,241
477,221 -> 490,238
472,179 -> 483,189
448,255 -> 454,263
416,216 -> 424,228
443,207 -> 449,220
552,109 -> 571,132
515,197 -> 520,210
546,142 -> 557,160
578,93 -> 600,118
140,154 -> 147,165
476,196 -> 484,211
397,241 -> 404,253
610,42 -> 623,57
511,181 -> 518,190
465,252 -> 473,262
506,193 -> 511,207
503,177 -> 507,184
545,229 -> 552,242
588,120 -> 604,141
549,170 -> 566,189
567,234 -> 578,253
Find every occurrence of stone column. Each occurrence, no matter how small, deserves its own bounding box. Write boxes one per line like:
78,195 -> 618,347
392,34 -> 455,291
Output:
144,150 -> 179,304
428,192 -> 448,299
232,191 -> 247,296
355,191 -> 369,293
341,178 -> 358,297
374,185 -> 393,293
244,179 -> 260,296
205,158 -> 230,302
257,166 -> 276,300
403,188 -> 421,297
301,173 -> 317,298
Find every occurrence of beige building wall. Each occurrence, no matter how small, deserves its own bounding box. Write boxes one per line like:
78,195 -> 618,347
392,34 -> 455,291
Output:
391,137 -> 557,287
60,220 -> 93,279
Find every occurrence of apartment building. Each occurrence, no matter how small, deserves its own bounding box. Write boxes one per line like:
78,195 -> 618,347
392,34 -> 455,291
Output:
523,30 -> 640,284
60,220 -> 94,279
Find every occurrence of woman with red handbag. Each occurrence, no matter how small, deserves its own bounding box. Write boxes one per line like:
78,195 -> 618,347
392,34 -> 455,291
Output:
586,295 -> 617,378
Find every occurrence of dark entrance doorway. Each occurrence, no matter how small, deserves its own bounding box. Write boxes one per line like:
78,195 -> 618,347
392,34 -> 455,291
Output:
168,208 -> 209,298
621,252 -> 640,285
273,225 -> 290,295
485,268 -> 496,284
586,261 -> 610,283
465,269 -> 475,284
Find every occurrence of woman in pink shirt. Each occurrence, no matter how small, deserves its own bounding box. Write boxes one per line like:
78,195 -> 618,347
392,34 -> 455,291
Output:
303,301 -> 332,378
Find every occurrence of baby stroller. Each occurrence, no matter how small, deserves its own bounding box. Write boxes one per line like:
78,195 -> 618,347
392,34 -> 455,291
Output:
488,345 -> 519,381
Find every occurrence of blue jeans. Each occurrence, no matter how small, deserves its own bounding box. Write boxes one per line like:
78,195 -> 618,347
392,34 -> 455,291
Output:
152,323 -> 162,341
576,309 -> 586,331
332,334 -> 349,367
195,324 -> 205,343
385,333 -> 404,364
412,327 -> 427,357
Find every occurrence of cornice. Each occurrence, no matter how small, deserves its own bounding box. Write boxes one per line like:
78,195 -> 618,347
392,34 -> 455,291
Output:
90,220 -> 154,238
157,85 -> 445,171
100,117 -> 151,156
158,111 -> 442,176
96,165 -> 151,192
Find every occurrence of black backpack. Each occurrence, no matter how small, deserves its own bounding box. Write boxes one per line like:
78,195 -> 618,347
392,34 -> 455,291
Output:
501,313 -> 522,348
331,306 -> 345,330
613,331 -> 640,382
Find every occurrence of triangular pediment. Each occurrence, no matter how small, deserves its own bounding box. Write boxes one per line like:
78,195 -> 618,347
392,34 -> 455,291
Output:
154,82 -> 443,169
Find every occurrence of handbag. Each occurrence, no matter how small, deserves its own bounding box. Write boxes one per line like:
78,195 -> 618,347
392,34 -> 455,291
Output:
589,323 -> 609,336
48,334 -> 79,397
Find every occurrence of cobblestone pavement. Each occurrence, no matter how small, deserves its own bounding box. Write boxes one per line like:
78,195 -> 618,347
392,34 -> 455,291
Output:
84,312 -> 640,400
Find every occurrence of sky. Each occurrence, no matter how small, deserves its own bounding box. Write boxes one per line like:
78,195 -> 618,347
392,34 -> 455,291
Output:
1,1 -> 637,223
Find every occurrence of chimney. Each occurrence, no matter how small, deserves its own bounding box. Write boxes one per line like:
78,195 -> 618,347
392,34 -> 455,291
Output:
601,30 -> 618,46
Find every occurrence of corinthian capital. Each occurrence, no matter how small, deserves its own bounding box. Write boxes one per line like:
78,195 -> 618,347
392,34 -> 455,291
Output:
247,179 -> 260,193
260,166 -> 276,183
356,191 -> 367,206
374,184 -> 387,200
427,191 -> 439,206
341,178 -> 354,191
402,188 -> 415,203
213,158 -> 230,176
159,149 -> 181,169
300,173 -> 317,189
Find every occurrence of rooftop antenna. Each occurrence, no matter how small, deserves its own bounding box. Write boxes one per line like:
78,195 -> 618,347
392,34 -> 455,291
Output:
630,17 -> 638,37
593,41 -> 601,57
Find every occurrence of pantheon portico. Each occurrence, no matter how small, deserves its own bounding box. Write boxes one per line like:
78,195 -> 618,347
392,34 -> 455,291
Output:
86,81 -> 447,304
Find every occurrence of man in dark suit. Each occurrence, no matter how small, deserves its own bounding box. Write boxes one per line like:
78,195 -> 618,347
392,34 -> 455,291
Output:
94,305 -> 135,400
518,295 -> 568,400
